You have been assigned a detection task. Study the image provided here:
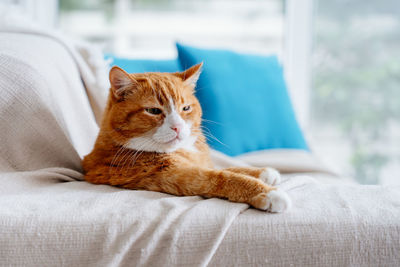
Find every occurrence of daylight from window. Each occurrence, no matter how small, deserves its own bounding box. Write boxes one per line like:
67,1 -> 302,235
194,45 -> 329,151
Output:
311,0 -> 400,184
59,0 -> 285,58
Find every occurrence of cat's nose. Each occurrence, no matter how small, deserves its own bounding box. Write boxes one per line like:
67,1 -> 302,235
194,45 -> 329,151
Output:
170,126 -> 181,134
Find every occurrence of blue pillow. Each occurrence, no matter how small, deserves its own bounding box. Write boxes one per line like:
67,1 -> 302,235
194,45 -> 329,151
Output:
176,43 -> 308,156
105,54 -> 181,73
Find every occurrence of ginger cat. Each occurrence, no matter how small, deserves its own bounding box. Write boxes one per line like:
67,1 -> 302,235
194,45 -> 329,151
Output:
82,63 -> 291,212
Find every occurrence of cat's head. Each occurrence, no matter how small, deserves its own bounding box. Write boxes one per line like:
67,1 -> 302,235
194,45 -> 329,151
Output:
103,63 -> 203,153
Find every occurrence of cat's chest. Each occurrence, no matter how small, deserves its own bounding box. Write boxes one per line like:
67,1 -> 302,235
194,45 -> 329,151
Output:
174,148 -> 212,168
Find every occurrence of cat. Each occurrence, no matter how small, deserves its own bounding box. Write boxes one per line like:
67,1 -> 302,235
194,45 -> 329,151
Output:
82,63 -> 291,212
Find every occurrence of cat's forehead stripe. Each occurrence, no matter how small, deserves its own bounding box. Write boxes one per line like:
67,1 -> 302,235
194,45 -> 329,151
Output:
145,77 -> 164,106
150,76 -> 183,107
168,98 -> 175,112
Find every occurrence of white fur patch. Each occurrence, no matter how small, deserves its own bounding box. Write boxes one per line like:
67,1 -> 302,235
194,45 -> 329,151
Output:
258,190 -> 291,213
259,168 -> 281,185
125,99 -> 197,153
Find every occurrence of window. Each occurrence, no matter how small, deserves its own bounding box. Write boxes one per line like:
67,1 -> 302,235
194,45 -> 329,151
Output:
311,0 -> 400,184
59,0 -> 286,58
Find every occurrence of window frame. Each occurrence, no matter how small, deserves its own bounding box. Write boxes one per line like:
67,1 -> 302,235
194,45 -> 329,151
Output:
283,0 -> 313,130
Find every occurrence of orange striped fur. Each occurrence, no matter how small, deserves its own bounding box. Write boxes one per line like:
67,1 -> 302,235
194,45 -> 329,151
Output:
82,64 -> 290,212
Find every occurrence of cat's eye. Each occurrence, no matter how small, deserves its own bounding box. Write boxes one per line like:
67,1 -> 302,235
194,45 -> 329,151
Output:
145,108 -> 162,115
183,105 -> 191,112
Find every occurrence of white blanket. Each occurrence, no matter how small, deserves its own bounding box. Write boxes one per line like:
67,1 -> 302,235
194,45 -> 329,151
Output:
1,21 -> 399,267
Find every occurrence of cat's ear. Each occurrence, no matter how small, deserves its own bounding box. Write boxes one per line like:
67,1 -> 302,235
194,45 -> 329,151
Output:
109,66 -> 137,100
175,63 -> 203,88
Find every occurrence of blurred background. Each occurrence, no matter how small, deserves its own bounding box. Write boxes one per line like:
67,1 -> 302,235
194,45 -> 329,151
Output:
3,0 -> 400,185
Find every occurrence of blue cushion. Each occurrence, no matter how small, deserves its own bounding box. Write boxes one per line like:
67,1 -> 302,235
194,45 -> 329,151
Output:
105,54 -> 181,73
176,43 -> 308,156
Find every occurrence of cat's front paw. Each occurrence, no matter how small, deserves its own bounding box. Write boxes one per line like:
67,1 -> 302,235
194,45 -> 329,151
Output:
251,190 -> 291,213
259,167 -> 281,185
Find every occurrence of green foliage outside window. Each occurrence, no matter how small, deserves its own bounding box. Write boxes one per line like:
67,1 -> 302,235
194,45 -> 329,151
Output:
312,0 -> 400,183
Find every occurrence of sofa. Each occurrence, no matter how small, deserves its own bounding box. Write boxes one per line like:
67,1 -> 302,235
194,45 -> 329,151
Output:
0,25 -> 399,266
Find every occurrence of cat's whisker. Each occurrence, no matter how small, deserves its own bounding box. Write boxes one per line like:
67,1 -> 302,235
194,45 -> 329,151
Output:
201,118 -> 222,125
123,150 -> 141,175
192,129 -> 213,141
109,145 -> 129,176
125,139 -> 152,173
119,149 -> 138,175
198,126 -> 226,144
110,144 -> 128,166
121,149 -> 136,168
195,130 -> 228,148
116,146 -> 133,166
124,139 -> 158,176
199,125 -> 214,133
127,141 -> 149,169
127,149 -> 146,172
114,147 -> 135,169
